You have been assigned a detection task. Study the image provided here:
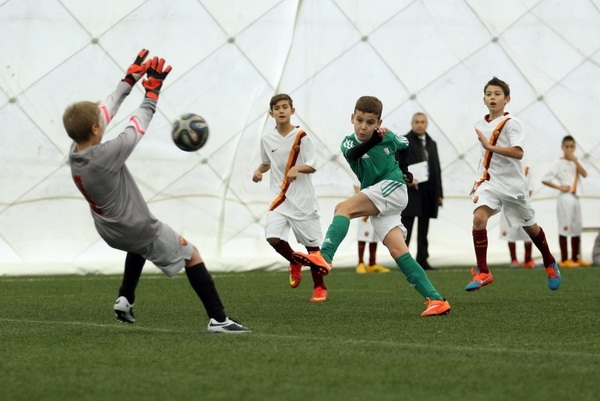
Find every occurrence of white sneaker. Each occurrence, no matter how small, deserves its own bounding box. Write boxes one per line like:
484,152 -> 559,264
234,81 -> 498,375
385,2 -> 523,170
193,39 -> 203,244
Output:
114,296 -> 135,324
207,317 -> 250,333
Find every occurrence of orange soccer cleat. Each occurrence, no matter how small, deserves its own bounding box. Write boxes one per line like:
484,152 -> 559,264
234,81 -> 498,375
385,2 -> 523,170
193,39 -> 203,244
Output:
421,298 -> 451,317
292,251 -> 332,276
289,262 -> 303,288
464,268 -> 494,291
310,286 -> 328,303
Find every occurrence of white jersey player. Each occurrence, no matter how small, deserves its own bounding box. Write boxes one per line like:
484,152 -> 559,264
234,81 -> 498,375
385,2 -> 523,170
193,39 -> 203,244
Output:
252,94 -> 327,302
542,135 -> 588,267
466,76 -> 560,292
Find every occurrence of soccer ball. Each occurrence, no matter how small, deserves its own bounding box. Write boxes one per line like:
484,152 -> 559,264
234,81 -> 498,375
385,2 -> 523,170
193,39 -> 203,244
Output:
171,113 -> 209,152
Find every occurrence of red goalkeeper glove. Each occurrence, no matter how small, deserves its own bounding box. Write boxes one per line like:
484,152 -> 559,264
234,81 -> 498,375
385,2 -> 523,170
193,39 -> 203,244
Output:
123,49 -> 150,86
142,57 -> 172,100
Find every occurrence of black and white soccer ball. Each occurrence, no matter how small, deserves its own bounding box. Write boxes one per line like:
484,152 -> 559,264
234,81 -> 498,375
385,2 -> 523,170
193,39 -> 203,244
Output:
171,113 -> 209,152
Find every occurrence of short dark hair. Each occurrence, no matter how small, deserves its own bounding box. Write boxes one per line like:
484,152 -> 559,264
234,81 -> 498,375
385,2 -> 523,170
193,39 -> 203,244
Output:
412,112 -> 427,121
269,94 -> 293,110
562,135 -> 575,144
63,101 -> 100,143
484,77 -> 510,97
354,96 -> 383,119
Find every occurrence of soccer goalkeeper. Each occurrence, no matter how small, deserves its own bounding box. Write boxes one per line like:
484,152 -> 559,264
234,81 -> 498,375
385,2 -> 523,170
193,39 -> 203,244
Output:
63,49 -> 249,333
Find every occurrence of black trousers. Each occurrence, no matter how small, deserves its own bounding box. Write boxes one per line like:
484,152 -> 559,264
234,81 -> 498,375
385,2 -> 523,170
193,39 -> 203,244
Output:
401,215 -> 430,265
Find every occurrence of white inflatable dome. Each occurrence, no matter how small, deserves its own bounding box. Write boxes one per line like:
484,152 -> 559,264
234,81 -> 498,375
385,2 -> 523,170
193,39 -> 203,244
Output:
1,0 -> 599,275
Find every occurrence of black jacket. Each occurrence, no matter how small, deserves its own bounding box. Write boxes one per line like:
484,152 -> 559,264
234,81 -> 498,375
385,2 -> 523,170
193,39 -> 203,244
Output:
397,130 -> 443,218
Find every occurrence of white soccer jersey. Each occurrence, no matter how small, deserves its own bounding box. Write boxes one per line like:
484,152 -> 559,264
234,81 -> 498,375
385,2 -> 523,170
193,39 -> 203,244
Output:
260,126 -> 320,219
542,158 -> 582,196
473,113 -> 528,198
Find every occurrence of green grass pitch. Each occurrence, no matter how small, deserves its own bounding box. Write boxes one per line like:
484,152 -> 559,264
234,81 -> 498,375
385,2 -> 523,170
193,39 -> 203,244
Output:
1,265 -> 600,401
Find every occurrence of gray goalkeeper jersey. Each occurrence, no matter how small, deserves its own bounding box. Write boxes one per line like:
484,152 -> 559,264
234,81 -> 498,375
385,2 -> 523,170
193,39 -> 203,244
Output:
69,81 -> 162,252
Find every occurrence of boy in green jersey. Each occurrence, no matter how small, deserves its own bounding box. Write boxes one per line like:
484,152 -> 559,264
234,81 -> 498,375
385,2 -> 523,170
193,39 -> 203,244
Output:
293,96 -> 450,316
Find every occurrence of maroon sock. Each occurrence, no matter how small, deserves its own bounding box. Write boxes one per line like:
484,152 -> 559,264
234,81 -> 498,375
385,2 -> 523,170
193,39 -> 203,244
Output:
368,242 -> 378,265
473,229 -> 489,273
524,242 -> 533,262
571,236 -> 580,261
310,267 -> 325,288
508,242 -> 517,261
305,246 -> 325,287
530,227 -> 556,267
271,240 -> 294,262
306,246 -> 320,253
357,241 -> 366,264
559,235 -> 568,261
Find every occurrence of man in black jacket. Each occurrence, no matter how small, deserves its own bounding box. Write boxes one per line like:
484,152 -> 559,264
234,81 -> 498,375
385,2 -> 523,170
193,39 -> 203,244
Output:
398,112 -> 443,270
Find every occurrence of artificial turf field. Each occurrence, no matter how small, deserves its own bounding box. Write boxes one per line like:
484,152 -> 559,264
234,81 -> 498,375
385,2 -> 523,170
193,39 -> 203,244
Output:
1,265 -> 599,401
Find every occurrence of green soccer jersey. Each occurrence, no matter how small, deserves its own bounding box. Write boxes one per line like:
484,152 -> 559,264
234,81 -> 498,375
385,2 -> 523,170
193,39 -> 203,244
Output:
341,131 -> 409,189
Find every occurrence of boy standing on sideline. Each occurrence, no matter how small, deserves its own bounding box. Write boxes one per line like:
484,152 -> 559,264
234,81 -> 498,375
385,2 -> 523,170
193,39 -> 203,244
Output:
252,94 -> 328,302
467,76 -> 561,292
354,185 -> 390,273
542,135 -> 589,268
64,49 -> 249,333
293,96 -> 451,317
398,112 -> 443,270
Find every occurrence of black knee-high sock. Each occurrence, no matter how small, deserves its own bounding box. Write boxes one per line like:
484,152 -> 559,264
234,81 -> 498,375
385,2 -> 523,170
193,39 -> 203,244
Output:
185,263 -> 226,322
118,252 -> 145,304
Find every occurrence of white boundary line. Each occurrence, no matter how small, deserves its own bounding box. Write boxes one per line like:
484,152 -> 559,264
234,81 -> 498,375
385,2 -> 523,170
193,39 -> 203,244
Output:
2,317 -> 599,359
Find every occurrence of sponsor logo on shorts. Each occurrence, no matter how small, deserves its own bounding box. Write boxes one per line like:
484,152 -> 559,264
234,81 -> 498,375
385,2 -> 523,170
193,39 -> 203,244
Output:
179,236 -> 188,246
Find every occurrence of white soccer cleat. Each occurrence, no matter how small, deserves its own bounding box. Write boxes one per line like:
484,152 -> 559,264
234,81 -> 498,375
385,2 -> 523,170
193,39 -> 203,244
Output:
114,296 -> 135,324
207,317 -> 250,333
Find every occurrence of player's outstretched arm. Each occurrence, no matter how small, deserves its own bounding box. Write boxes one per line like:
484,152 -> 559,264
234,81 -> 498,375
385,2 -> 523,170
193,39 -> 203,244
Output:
122,49 -> 151,86
142,57 -> 172,101
102,50 -> 150,126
